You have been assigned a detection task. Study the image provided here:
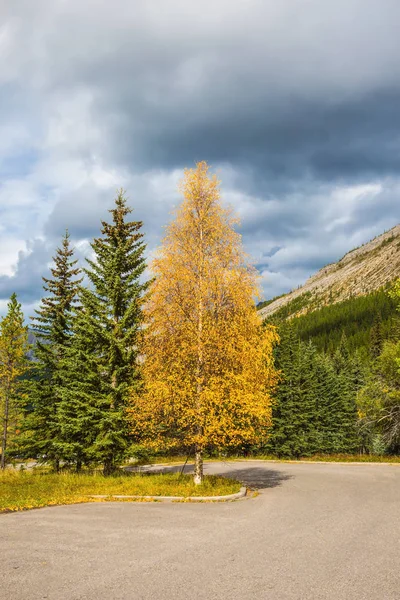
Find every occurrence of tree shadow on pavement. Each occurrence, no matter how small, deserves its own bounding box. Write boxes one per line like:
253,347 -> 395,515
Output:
126,463 -> 292,490
164,463 -> 293,490
212,466 -> 293,490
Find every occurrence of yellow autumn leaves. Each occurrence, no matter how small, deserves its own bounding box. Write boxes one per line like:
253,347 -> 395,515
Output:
128,162 -> 279,465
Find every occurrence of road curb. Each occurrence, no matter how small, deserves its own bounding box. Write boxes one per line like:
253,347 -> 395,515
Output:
127,459 -> 400,470
231,459 -> 400,466
87,486 -> 247,503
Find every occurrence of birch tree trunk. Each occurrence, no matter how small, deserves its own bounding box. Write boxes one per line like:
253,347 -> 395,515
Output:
194,443 -> 203,485
194,217 -> 204,485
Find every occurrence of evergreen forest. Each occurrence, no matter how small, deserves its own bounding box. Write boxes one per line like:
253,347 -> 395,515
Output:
262,289 -> 400,457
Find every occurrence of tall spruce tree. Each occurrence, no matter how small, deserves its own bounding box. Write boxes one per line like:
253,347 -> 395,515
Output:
265,324 -> 304,457
19,232 -> 81,469
58,191 -> 147,473
331,333 -> 360,452
298,341 -> 320,455
313,352 -> 338,452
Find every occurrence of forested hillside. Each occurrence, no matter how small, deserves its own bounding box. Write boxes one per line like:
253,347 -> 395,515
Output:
269,288 -> 398,357
259,267 -> 400,457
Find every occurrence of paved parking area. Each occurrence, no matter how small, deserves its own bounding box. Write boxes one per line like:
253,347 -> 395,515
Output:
1,461 -> 399,600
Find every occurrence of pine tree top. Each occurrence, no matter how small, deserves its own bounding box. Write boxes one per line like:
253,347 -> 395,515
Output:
83,190 -> 148,319
32,231 -> 82,346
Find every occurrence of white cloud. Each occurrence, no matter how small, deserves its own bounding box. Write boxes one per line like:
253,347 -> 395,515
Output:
0,238 -> 26,276
0,0 -> 400,315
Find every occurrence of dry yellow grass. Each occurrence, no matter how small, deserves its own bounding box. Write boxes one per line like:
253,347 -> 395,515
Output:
0,470 -> 241,513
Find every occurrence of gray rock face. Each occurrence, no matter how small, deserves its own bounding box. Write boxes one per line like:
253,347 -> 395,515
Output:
260,224 -> 400,319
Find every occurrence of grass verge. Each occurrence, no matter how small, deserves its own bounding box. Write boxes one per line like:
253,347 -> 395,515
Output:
0,470 -> 241,513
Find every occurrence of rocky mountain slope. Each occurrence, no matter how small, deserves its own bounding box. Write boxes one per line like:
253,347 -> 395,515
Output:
259,224 -> 400,320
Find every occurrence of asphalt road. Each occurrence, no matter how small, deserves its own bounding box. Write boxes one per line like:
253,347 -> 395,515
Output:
1,461 -> 399,600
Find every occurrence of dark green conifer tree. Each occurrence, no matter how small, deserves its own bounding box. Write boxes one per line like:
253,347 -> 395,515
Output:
298,342 -> 319,455
349,350 -> 366,395
58,191 -> 148,473
370,313 -> 383,359
313,352 -> 339,452
331,333 -> 360,452
19,233 -> 81,469
389,315 -> 400,342
265,324 -> 304,457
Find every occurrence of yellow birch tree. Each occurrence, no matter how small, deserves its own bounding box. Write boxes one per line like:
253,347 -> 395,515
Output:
129,162 -> 279,483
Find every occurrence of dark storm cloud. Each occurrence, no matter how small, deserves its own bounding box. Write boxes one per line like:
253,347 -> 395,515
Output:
103,90 -> 400,189
7,0 -> 400,184
2,0 -> 400,308
56,1 -> 400,189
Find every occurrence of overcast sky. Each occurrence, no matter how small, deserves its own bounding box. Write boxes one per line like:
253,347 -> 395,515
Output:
1,0 -> 400,316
